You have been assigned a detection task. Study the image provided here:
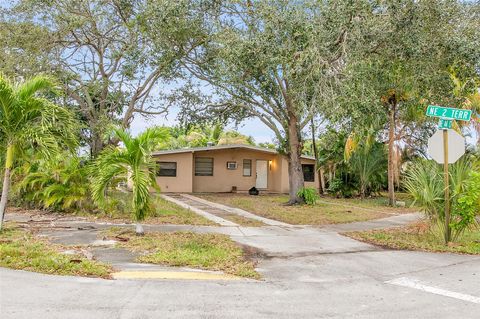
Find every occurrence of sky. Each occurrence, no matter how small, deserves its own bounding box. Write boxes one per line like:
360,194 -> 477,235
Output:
130,108 -> 277,144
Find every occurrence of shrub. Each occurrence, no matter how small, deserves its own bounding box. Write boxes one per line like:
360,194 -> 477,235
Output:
403,158 -> 479,242
451,171 -> 480,240
14,155 -> 93,213
297,187 -> 319,205
403,159 -> 443,220
327,177 -> 356,198
347,142 -> 387,198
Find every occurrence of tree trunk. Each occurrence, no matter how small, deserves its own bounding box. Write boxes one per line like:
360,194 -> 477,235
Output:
310,118 -> 322,194
328,163 -> 333,184
360,182 -> 366,199
319,167 -> 326,194
0,145 -> 14,231
90,130 -> 105,158
286,114 -> 304,204
387,103 -> 396,206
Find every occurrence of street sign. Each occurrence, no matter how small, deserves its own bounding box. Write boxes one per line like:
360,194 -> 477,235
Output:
425,103 -> 471,244
438,118 -> 452,129
427,129 -> 465,164
426,105 -> 472,121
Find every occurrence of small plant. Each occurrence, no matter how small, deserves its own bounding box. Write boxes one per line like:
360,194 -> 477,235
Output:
297,187 -> 319,205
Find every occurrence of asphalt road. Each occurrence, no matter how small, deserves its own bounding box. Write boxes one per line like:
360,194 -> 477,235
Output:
1,212 -> 480,318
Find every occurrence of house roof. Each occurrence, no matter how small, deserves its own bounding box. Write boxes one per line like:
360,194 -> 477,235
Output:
152,144 -> 316,160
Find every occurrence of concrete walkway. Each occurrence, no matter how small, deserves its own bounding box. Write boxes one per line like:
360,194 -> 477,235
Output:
161,193 -> 237,226
322,211 -> 423,232
161,193 -> 290,227
181,194 -> 291,226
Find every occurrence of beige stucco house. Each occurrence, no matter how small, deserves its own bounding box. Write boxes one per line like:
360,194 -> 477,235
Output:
152,144 -> 319,193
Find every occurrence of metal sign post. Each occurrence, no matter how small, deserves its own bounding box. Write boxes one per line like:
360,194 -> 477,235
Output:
442,129 -> 450,243
426,105 -> 471,244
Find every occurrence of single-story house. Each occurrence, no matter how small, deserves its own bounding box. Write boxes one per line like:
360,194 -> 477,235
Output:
152,144 -> 319,193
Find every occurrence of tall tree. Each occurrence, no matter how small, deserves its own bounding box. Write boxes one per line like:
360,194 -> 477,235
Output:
0,18 -> 54,78
7,0 -> 205,155
0,74 -> 77,230
329,0 -> 479,205
181,0 -> 362,203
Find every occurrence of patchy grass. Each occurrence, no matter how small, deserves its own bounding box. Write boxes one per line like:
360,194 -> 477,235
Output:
103,227 -> 260,279
221,214 -> 265,227
198,193 -> 415,225
0,224 -> 112,278
82,192 -> 215,226
214,213 -> 265,227
324,192 -> 416,211
346,222 -> 480,255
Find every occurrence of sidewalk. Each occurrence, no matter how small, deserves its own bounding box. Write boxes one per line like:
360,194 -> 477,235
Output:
5,210 -> 421,269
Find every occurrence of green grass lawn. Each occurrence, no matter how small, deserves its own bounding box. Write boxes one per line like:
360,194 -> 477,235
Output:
346,222 -> 480,255
84,192 -> 215,226
103,227 -> 260,279
198,193 -> 415,225
0,224 -> 112,278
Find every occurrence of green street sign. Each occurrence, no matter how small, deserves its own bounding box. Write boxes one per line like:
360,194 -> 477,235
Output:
438,118 -> 452,129
426,105 -> 472,121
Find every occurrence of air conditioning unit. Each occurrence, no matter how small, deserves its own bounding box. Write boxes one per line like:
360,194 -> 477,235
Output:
227,162 -> 237,170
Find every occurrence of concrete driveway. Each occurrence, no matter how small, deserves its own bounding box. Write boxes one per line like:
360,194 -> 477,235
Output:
1,212 -> 479,318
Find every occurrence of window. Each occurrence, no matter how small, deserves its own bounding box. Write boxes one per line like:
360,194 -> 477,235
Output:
302,164 -> 315,182
195,157 -> 213,176
243,159 -> 252,176
157,162 -> 177,177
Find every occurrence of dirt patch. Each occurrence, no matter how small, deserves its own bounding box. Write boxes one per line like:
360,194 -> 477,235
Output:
238,243 -> 269,262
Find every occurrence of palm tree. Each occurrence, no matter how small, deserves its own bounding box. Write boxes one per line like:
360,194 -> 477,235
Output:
0,74 -> 77,230
345,128 -> 387,198
91,127 -> 169,235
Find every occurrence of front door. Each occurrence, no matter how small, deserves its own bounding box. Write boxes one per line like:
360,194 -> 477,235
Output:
256,160 -> 268,189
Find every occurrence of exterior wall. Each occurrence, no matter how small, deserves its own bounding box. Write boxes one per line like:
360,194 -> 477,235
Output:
279,157 -> 319,193
152,148 -> 319,193
192,149 -> 281,193
301,157 -> 320,190
280,157 -> 290,193
153,152 -> 193,193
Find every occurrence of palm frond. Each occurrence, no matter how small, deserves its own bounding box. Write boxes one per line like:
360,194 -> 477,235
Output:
16,75 -> 57,101
344,133 -> 357,161
403,159 -> 444,220
137,126 -> 170,151
114,128 -> 134,151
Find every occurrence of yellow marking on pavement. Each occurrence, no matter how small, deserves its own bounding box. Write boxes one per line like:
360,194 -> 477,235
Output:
112,271 -> 241,281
